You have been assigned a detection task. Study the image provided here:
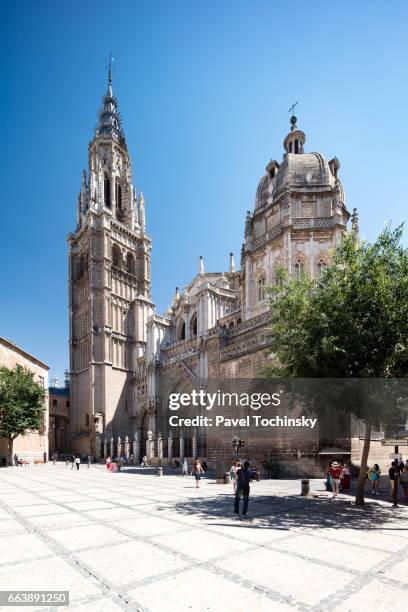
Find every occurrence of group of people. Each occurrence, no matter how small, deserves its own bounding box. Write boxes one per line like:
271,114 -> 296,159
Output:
230,460 -> 252,515
65,454 -> 92,470
105,455 -> 132,471
365,464 -> 382,494
325,462 -> 351,498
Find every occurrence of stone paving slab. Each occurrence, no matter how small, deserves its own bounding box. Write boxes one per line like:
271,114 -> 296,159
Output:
0,464 -> 407,612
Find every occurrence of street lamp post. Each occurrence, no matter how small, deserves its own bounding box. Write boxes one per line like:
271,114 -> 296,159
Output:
232,436 -> 245,461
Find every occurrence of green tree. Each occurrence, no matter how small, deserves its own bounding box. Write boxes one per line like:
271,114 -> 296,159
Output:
263,226 -> 408,505
0,365 -> 45,465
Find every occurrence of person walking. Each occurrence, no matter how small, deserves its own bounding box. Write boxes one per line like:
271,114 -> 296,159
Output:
141,455 -> 148,467
329,462 -> 343,499
106,455 -> 111,471
325,462 -> 333,492
370,464 -> 381,495
182,458 -> 188,476
87,454 -> 92,469
399,465 -> 408,502
13,454 -> 19,467
71,454 -> 75,470
192,458 -> 204,488
234,460 -> 251,516
75,456 -> 80,471
389,461 -> 399,502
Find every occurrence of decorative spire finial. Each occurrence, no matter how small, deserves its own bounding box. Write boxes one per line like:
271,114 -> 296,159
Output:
288,102 -> 298,131
229,252 -> 235,274
108,52 -> 113,87
199,255 -> 205,275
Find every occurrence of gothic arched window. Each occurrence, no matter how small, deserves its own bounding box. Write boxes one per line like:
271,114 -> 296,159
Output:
190,314 -> 197,338
294,261 -> 304,277
289,142 -> 293,153
177,320 -> 186,342
115,178 -> 123,220
112,244 -> 121,269
126,253 -> 136,275
104,174 -> 111,207
295,139 -> 299,154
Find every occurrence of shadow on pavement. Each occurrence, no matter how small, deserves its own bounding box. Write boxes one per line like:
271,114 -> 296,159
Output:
161,493 -> 408,532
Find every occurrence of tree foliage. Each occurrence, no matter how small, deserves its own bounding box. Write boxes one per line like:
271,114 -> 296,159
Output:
0,365 -> 45,451
263,226 -> 408,504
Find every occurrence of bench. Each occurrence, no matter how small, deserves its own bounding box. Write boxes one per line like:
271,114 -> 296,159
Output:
34,459 -> 45,465
19,460 -> 30,466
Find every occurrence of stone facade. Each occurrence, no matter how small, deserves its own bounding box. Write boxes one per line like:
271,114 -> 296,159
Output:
0,336 -> 49,464
70,75 -> 395,474
68,65 -> 153,459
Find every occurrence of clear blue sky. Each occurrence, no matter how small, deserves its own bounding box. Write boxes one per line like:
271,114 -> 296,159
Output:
1,0 -> 408,383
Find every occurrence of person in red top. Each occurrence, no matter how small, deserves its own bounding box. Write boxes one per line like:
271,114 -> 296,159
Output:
329,462 -> 343,499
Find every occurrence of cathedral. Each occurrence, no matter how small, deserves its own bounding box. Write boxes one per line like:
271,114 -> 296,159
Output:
68,68 -> 358,471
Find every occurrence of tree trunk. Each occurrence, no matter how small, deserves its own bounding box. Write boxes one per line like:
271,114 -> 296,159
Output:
355,420 -> 372,506
8,437 -> 14,466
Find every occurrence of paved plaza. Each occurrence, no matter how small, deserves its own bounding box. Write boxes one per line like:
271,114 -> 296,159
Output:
0,465 -> 408,612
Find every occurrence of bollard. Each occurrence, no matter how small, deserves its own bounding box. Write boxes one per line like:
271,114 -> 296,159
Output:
157,466 -> 163,477
301,479 -> 310,496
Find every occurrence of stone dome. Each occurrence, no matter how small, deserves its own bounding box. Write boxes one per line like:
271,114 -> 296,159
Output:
255,153 -> 341,210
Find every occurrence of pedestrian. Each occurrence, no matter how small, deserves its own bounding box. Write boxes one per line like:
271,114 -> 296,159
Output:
52,453 -> 56,465
87,454 -> 92,469
399,466 -> 408,502
234,460 -> 251,516
389,461 -> 399,500
398,459 -> 404,474
192,458 -> 204,488
141,455 -> 148,467
182,458 -> 188,476
365,466 -> 371,492
13,453 -> 19,467
75,456 -> 80,470
325,462 -> 333,492
71,454 -> 75,469
230,461 -> 239,493
329,462 -> 343,499
106,455 -> 111,470
370,464 -> 381,495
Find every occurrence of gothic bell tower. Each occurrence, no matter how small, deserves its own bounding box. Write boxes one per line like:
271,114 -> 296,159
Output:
68,62 -> 153,458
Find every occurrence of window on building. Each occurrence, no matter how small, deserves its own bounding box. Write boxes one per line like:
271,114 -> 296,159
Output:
294,261 -> 304,277
115,178 -> 123,220
52,399 -> 57,406
295,139 -> 299,154
112,243 -> 121,268
289,142 -> 293,153
190,314 -> 197,338
178,320 -> 186,341
126,252 -> 136,275
318,260 -> 326,277
104,174 -> 111,206
39,376 -> 44,388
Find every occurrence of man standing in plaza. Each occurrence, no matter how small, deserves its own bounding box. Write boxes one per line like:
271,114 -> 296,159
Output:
75,456 -> 80,471
234,460 -> 251,516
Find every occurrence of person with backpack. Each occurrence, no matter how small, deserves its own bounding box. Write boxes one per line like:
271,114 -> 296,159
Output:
234,460 -> 251,516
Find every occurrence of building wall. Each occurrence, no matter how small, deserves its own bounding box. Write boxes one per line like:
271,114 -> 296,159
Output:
0,338 -> 49,463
